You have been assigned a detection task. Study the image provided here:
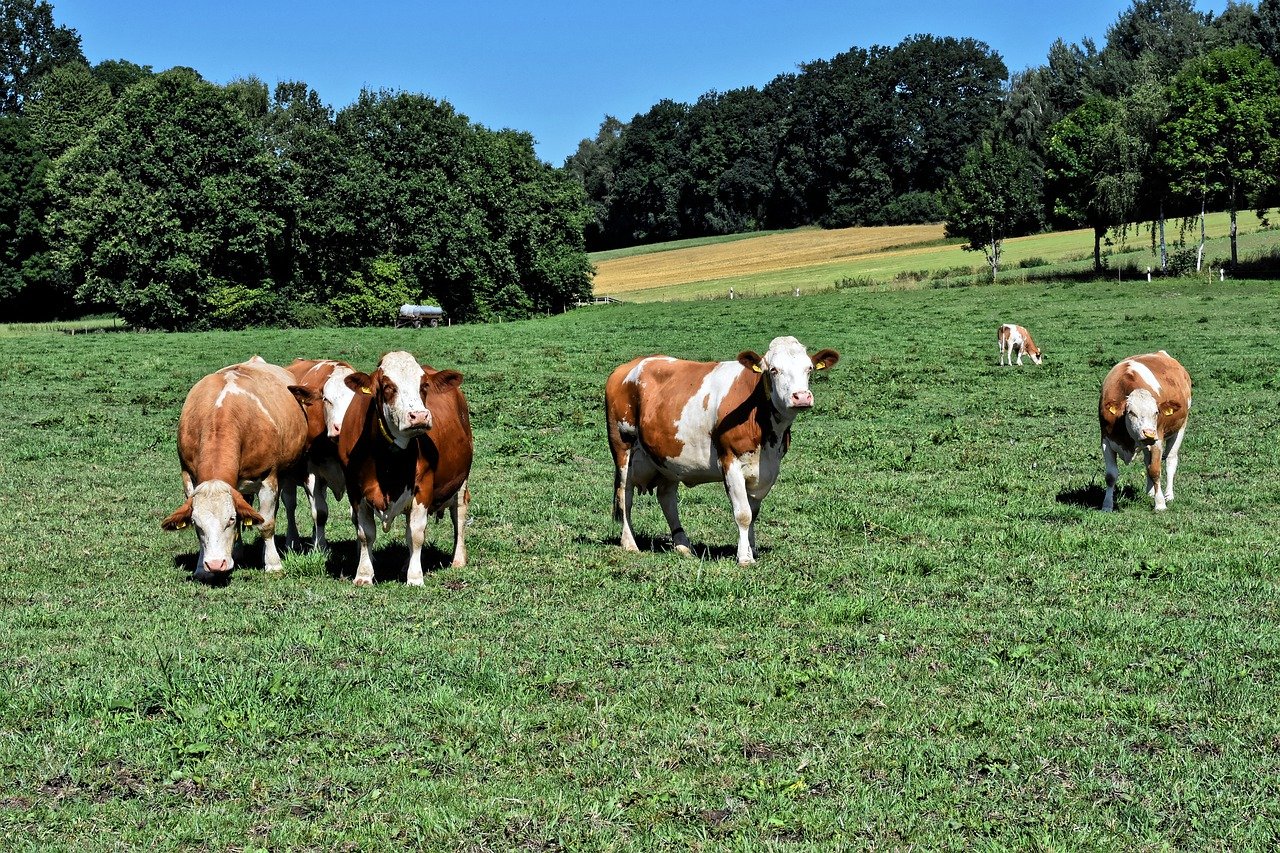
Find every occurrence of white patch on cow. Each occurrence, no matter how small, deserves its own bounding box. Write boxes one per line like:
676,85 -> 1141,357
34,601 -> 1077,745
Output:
378,351 -> 429,446
625,356 -> 676,385
322,364 -> 356,437
213,371 -> 276,426
617,419 -> 636,439
664,360 -> 742,483
1124,360 -> 1162,395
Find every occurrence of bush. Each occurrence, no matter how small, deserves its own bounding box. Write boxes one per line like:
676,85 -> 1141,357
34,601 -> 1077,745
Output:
834,275 -> 877,289
1017,257 -> 1049,269
204,283 -> 288,330
1166,248 -> 1199,277
328,256 -> 415,327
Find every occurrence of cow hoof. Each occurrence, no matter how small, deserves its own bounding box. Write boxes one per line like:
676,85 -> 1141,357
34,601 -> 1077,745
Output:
674,544 -> 693,557
353,577 -> 373,587
450,559 -> 466,568
406,577 -> 424,587
265,566 -> 283,575
1154,504 -> 1167,512
738,558 -> 756,567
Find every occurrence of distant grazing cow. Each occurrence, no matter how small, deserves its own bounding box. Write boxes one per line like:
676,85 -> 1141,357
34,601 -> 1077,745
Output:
605,336 -> 839,565
161,357 -> 320,576
286,358 -> 357,552
1099,350 -> 1191,512
338,351 -> 473,585
998,323 -> 1042,366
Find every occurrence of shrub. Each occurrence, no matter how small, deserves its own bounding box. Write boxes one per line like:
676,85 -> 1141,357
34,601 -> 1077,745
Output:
1017,257 -> 1049,269
328,255 -> 415,327
204,282 -> 288,330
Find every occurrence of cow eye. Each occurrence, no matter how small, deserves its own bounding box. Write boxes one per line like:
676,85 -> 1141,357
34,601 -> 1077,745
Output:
381,385 -> 397,403
769,366 -> 779,375
226,516 -> 236,529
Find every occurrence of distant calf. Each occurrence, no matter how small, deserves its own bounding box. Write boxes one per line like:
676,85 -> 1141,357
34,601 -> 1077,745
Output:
162,357 -> 320,575
339,351 -> 473,586
286,358 -> 357,552
998,323 -> 1042,366
605,336 -> 839,565
1099,350 -> 1191,512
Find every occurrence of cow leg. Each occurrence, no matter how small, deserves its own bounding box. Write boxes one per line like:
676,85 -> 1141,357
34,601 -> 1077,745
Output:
353,501 -> 377,586
657,480 -> 691,556
615,446 -> 641,553
1164,426 -> 1186,504
723,461 -> 755,566
257,479 -> 284,573
747,496 -> 762,560
310,472 -> 330,553
279,475 -> 301,554
405,501 -> 429,587
1102,442 -> 1120,512
1146,445 -> 1166,511
449,483 -> 469,568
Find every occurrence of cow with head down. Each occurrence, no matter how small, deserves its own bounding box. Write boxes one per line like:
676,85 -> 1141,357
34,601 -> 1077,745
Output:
286,358 -> 357,552
1099,350 -> 1191,512
161,357 -> 321,578
338,351 -> 473,586
605,335 -> 839,566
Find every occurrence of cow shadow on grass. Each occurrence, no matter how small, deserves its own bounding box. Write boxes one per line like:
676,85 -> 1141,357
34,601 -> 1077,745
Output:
321,539 -> 456,585
577,532 -> 762,563
1055,482 -> 1139,510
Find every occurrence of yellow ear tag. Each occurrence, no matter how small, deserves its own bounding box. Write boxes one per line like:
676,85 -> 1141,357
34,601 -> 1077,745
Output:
751,364 -> 763,373
361,386 -> 373,395
815,362 -> 826,370
1107,404 -> 1119,415
176,521 -> 188,530
241,520 -> 254,530
1162,406 -> 1175,416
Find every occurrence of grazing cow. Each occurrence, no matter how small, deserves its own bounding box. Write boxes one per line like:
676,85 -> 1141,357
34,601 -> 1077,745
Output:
605,336 -> 839,565
286,358 -> 357,552
338,351 -> 473,586
161,357 -> 321,575
998,323 -> 1043,366
1099,350 -> 1191,512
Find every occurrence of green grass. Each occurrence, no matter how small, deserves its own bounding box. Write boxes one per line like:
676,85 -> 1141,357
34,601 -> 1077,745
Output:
589,229 -> 797,263
0,316 -> 125,337
2,279 -> 1280,848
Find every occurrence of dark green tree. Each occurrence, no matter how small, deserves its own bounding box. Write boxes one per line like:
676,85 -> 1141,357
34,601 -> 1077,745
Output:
1260,0 -> 1280,63
1157,46 -> 1280,267
562,115 -> 624,249
1100,0 -> 1212,94
0,113 -> 64,318
604,98 -> 691,245
46,67 -> 288,329
1,0 -> 83,113
24,60 -> 110,158
90,58 -> 152,97
942,143 -> 1045,276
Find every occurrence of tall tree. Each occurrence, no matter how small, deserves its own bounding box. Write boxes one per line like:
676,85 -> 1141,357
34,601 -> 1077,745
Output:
1100,0 -> 1212,94
0,0 -> 83,113
1157,46 -> 1280,267
942,142 -> 1045,276
563,115 -> 624,249
23,60 -> 110,158
1260,0 -> 1280,63
46,67 -> 288,329
0,113 -> 63,318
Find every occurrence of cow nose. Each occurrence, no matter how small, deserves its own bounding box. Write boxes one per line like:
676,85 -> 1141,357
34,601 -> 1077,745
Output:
407,409 -> 431,429
791,390 -> 814,408
204,558 -> 230,572
328,424 -> 341,438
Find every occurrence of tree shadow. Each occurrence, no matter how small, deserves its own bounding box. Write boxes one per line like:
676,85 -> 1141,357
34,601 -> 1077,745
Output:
1055,482 -> 1138,510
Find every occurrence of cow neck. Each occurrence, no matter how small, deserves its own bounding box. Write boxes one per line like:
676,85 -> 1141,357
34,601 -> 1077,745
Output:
375,408 -> 413,452
749,370 -> 794,447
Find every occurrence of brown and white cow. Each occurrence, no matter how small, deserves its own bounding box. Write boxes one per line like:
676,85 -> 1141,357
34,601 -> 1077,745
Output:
1099,350 -> 1191,512
998,323 -> 1042,366
605,336 -> 839,566
286,358 -> 357,552
338,351 -> 473,586
161,357 -> 321,576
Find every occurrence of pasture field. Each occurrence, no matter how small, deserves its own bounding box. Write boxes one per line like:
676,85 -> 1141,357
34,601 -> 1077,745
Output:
2,278 -> 1280,849
593,211 -> 1280,301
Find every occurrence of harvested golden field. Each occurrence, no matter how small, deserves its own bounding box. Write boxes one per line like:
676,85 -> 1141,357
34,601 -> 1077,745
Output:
592,223 -> 946,295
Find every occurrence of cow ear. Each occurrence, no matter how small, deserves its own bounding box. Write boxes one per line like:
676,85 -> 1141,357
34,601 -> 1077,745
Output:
738,351 -> 764,373
161,497 -> 194,531
811,349 -> 840,371
1161,401 -> 1182,416
345,371 -> 375,395
1104,399 -> 1127,417
288,384 -> 321,407
427,369 -> 463,390
230,490 -> 265,527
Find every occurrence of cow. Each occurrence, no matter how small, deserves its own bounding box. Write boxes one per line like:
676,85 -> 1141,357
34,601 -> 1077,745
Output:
998,323 -> 1043,366
1099,350 -> 1191,512
605,336 -> 840,566
161,357 -> 321,576
286,358 -> 357,552
338,351 -> 473,586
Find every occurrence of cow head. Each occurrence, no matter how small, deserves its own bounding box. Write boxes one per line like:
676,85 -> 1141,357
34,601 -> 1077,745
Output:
288,384 -> 326,444
322,365 -> 357,439
738,336 -> 840,412
345,351 -> 433,447
1105,388 -> 1179,447
1026,345 -> 1044,365
161,480 -> 264,573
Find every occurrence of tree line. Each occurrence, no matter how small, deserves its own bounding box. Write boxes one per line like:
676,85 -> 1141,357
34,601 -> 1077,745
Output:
566,0 -> 1280,275
1,0 -> 594,328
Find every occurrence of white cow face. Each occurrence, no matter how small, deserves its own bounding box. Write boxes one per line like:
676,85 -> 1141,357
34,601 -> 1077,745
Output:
739,336 -> 840,412
346,351 -> 432,445
161,480 -> 263,574
1120,388 -> 1161,446
322,365 -> 356,439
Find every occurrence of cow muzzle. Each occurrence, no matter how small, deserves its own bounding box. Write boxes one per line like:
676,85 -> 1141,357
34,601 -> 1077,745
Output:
405,409 -> 432,430
1140,432 -> 1158,446
204,557 -> 231,573
790,390 -> 814,408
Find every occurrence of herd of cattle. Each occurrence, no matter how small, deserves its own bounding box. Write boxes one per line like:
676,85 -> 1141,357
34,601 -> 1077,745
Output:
160,328 -> 1192,583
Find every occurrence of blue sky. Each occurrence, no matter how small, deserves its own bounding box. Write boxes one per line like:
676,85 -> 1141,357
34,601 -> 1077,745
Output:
53,0 -> 1229,165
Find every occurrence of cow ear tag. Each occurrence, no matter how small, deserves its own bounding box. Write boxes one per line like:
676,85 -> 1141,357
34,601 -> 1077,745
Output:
1107,404 -> 1119,415
751,364 -> 763,373
360,386 -> 372,395
815,362 -> 826,370
1162,405 -> 1175,415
